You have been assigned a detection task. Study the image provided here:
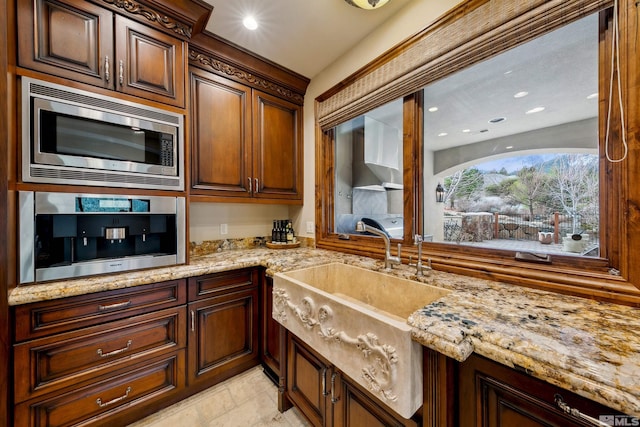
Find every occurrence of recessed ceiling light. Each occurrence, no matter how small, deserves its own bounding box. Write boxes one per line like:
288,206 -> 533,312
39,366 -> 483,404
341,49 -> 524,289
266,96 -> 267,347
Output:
488,117 -> 506,124
438,132 -> 448,137
428,107 -> 438,112
462,129 -> 471,133
243,15 -> 258,30
504,70 -> 513,76
514,91 -> 529,98
587,92 -> 598,100
505,145 -> 514,150
526,107 -> 545,114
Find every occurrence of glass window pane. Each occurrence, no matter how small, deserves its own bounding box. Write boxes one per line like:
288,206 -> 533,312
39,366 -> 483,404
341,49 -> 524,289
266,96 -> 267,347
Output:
334,99 -> 404,238
422,13 -> 600,257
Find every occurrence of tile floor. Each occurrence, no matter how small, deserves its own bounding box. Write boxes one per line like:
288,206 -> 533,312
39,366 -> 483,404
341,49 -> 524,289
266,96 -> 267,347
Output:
127,367 -> 310,427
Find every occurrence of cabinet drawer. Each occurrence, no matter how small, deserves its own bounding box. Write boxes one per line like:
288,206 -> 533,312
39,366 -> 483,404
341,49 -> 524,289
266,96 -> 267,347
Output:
14,280 -> 186,341
14,350 -> 185,427
188,268 -> 258,300
14,306 -> 186,402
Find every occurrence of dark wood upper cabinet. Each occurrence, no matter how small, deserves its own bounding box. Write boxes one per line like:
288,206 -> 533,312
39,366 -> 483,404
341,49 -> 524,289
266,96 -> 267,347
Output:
188,35 -> 309,204
114,14 -> 184,106
189,67 -> 304,203
252,90 -> 302,201
18,0 -> 186,107
190,68 -> 252,196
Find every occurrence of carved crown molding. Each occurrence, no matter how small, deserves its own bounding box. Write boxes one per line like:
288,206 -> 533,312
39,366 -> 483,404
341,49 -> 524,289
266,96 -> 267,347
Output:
189,50 -> 305,104
101,0 -> 192,38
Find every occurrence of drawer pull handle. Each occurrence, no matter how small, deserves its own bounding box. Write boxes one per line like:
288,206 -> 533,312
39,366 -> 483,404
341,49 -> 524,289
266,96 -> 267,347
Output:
554,394 -> 609,427
96,386 -> 131,408
98,300 -> 131,311
191,310 -> 195,332
254,178 -> 259,193
119,60 -> 124,85
248,177 -> 252,193
105,55 -> 110,82
97,339 -> 132,358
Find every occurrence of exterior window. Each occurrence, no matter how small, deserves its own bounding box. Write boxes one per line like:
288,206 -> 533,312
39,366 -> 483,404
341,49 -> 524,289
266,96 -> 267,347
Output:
421,13 -> 600,259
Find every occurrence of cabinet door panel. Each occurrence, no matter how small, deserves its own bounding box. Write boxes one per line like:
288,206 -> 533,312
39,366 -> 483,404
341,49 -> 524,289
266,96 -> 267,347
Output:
14,351 -> 185,427
18,0 -> 113,88
261,275 -> 280,382
287,334 -> 330,427
188,288 -> 259,388
115,15 -> 185,107
190,69 -> 251,196
334,374 -> 410,427
14,306 -> 186,401
252,90 -> 302,200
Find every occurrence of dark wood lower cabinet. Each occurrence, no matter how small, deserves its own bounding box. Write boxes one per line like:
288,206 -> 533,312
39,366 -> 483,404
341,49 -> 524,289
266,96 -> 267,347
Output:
187,284 -> 260,390
11,270 -> 263,426
14,351 -> 185,427
261,274 -> 281,383
284,333 -> 419,427
457,353 -> 625,427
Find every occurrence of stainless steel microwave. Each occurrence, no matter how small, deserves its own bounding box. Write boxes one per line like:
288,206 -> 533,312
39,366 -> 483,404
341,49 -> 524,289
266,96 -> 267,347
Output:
21,77 -> 184,190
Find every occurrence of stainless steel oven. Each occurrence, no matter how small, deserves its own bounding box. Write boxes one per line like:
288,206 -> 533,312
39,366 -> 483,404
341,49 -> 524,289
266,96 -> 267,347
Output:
19,191 -> 186,284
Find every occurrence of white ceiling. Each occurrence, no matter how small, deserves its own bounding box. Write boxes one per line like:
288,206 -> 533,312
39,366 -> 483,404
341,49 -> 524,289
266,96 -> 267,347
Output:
200,0 -> 410,78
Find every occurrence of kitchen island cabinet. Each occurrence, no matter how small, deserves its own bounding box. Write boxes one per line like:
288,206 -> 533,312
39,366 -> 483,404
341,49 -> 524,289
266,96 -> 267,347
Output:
17,0 -> 187,107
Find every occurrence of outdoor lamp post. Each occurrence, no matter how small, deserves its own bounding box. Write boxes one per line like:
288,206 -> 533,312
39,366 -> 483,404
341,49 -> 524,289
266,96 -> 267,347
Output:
436,183 -> 445,203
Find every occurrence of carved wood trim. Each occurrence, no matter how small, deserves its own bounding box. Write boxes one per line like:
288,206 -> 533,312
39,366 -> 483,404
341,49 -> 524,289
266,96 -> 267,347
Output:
188,49 -> 305,104
423,348 -> 456,427
100,0 -> 192,38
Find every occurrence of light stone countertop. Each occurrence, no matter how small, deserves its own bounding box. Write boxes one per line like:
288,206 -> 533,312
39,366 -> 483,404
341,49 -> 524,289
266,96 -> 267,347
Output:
8,247 -> 640,417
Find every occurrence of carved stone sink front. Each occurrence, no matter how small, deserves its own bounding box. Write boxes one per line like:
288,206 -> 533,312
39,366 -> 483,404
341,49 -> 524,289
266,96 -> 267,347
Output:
273,262 -> 450,419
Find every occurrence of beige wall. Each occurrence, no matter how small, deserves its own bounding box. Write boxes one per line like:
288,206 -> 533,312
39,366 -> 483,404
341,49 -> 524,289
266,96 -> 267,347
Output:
189,0 -> 462,243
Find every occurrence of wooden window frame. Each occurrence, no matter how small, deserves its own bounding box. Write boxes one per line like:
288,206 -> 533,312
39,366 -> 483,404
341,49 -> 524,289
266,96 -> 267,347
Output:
315,1 -> 640,305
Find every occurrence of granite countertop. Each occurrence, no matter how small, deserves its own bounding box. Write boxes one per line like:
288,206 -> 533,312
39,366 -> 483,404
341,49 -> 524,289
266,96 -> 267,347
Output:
8,247 -> 640,417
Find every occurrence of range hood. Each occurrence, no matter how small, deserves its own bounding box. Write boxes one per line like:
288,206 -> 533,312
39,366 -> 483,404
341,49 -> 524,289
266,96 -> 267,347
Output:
352,116 -> 403,190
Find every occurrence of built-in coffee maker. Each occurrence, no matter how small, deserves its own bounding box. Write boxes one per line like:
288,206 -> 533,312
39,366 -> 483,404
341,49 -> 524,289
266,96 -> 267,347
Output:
19,191 -> 186,284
